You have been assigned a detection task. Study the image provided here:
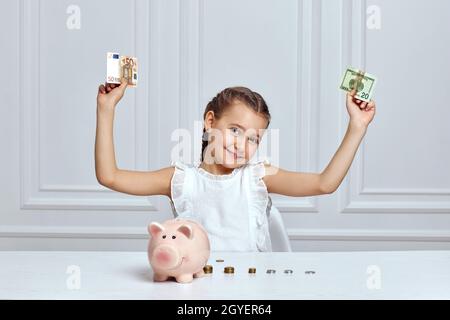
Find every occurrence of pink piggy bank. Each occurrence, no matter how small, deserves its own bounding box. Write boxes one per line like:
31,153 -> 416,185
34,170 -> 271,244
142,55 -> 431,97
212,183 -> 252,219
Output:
147,218 -> 210,283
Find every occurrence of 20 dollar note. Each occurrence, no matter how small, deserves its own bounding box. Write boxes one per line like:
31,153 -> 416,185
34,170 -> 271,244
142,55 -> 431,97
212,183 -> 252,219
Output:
340,67 -> 376,102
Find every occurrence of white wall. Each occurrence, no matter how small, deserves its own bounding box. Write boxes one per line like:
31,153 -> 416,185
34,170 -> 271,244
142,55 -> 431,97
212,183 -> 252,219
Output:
1,0 -> 449,251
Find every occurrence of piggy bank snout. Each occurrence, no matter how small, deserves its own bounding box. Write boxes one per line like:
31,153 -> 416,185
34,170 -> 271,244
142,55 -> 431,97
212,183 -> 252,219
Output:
151,245 -> 181,269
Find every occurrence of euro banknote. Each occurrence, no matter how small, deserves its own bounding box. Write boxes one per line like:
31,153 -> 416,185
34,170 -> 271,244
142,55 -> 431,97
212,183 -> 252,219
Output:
106,52 -> 138,87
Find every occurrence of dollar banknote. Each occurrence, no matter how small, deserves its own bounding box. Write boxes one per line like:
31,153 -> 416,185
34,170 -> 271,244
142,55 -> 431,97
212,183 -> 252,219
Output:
106,52 -> 138,87
340,67 -> 376,102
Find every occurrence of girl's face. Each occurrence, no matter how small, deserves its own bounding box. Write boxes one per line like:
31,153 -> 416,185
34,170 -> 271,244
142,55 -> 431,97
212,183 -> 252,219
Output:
204,101 -> 268,169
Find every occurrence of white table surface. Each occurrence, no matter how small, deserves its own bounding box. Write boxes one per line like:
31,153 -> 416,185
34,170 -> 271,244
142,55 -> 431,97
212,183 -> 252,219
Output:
0,250 -> 449,299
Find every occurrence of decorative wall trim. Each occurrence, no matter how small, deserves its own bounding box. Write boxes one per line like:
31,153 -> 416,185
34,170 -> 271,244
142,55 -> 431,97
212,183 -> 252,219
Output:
20,0 -> 158,211
1,226 -> 449,242
288,0 -> 322,213
338,0 -> 450,213
288,228 -> 450,242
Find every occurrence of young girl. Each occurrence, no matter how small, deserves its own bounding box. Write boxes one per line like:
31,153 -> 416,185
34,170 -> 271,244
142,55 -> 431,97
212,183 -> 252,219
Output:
95,80 -> 376,252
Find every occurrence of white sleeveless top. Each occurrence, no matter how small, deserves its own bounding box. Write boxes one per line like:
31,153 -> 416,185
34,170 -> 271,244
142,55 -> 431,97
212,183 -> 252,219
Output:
169,159 -> 273,252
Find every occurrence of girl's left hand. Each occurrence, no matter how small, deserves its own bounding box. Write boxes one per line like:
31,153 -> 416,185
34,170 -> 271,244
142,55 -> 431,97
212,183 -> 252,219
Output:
346,89 -> 376,128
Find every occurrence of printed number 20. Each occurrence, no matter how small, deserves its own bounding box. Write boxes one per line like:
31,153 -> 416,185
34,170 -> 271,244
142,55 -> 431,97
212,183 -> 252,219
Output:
360,92 -> 369,100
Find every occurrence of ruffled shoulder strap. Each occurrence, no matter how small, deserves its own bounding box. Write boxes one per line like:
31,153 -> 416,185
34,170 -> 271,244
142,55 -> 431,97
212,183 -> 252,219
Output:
249,159 -> 271,180
247,159 -> 273,251
169,160 -> 194,218
170,159 -> 191,170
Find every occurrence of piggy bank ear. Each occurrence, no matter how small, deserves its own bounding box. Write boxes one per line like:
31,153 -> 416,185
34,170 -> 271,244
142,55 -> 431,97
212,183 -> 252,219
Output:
177,224 -> 193,240
148,222 -> 165,238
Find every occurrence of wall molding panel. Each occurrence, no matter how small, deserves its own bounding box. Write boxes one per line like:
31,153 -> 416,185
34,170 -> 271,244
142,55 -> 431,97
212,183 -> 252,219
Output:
0,0 -> 447,250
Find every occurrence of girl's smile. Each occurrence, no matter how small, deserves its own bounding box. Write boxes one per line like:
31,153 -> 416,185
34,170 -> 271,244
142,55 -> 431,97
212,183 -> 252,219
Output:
224,146 -> 244,160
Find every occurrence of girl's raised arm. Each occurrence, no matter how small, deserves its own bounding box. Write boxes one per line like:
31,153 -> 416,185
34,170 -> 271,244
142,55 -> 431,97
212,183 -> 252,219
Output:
262,164 -> 329,197
263,90 -> 375,197
95,80 -> 174,197
263,121 -> 367,197
107,167 -> 174,197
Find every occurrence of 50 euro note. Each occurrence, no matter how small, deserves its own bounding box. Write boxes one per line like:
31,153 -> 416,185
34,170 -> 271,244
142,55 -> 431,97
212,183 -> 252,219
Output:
106,52 -> 138,87
340,67 -> 376,102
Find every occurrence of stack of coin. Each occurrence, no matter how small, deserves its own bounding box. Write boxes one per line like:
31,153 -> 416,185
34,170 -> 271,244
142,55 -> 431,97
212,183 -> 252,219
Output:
216,259 -> 224,263
266,269 -> 276,274
284,269 -> 293,274
305,270 -> 316,275
224,266 -> 234,274
248,267 -> 256,274
203,265 -> 213,274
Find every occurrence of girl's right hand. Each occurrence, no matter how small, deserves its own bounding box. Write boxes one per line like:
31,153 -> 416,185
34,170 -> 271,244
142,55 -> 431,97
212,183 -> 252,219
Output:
97,79 -> 128,109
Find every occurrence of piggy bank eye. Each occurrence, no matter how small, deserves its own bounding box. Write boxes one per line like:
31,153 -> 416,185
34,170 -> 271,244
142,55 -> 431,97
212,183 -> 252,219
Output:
162,235 -> 166,239
172,235 -> 176,239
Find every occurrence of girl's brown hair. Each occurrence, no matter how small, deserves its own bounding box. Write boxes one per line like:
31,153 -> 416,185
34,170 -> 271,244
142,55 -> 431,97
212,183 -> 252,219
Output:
201,86 -> 271,162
